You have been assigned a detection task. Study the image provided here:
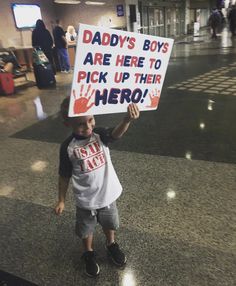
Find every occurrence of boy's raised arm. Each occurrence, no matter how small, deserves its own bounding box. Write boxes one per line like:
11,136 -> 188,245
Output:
111,103 -> 140,139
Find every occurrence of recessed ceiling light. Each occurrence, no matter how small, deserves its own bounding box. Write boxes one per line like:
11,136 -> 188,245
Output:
85,1 -> 106,5
54,0 -> 81,4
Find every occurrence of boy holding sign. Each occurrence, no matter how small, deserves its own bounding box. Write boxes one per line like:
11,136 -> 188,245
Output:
55,96 -> 139,277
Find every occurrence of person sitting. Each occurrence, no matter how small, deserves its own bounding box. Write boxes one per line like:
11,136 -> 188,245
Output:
0,59 -> 14,73
0,50 -> 26,78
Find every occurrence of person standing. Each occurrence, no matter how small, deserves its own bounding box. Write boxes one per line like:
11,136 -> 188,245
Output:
53,19 -> 70,73
208,8 -> 222,39
32,19 -> 55,73
228,5 -> 236,36
66,25 -> 77,46
55,96 -> 140,277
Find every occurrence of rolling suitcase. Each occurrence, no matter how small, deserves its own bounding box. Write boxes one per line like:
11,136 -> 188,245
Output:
0,72 -> 14,95
32,48 -> 56,89
33,63 -> 56,89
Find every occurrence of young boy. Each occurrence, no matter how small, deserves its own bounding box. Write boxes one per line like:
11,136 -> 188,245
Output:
55,97 -> 140,277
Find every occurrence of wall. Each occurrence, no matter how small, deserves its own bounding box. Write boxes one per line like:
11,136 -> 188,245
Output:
0,0 -> 127,49
0,0 -> 56,48
54,0 -> 126,32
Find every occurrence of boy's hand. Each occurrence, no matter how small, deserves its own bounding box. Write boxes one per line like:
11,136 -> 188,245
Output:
125,103 -> 140,122
55,201 -> 65,215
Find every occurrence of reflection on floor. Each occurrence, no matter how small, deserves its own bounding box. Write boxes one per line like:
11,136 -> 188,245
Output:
168,61 -> 236,95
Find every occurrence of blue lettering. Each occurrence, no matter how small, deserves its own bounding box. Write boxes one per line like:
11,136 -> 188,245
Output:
108,88 -> 119,104
120,89 -> 131,103
95,89 -> 108,106
110,34 -> 119,46
92,32 -> 101,45
131,89 -> 142,103
83,52 -> 93,65
143,39 -> 150,51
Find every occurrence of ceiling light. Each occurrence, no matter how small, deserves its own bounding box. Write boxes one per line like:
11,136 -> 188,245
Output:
85,1 -> 106,5
54,0 -> 81,4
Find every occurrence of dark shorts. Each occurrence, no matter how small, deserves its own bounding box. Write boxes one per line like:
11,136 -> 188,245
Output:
75,201 -> 119,239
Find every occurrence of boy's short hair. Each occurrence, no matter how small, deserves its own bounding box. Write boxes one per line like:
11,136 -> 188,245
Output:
60,96 -> 70,125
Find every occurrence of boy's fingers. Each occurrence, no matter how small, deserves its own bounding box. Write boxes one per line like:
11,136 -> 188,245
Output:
126,103 -> 139,121
130,104 -> 139,118
55,206 -> 63,215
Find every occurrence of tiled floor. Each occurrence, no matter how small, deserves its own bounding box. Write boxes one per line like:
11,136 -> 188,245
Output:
0,29 -> 236,286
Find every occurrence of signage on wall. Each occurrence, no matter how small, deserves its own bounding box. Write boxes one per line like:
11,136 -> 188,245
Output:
69,24 -> 174,117
116,4 -> 124,17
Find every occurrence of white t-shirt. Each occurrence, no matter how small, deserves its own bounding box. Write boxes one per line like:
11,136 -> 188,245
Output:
59,128 -> 122,209
65,32 -> 77,43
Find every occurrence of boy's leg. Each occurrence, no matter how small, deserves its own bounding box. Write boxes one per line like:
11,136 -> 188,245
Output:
97,202 -> 127,267
82,233 -> 94,251
102,227 -> 127,267
103,228 -> 115,245
75,207 -> 100,277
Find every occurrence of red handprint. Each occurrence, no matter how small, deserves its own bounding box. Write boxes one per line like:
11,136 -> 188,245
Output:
73,84 -> 95,114
146,89 -> 160,108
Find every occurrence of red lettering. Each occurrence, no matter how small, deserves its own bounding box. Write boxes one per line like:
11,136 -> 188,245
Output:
130,56 -> 138,67
92,157 -> 99,167
101,33 -> 110,45
91,71 -> 99,83
88,143 -> 96,155
149,58 -> 155,68
115,55 -> 124,66
83,29 -> 92,43
155,75 -> 161,84
79,147 -> 88,158
146,74 -> 152,84
150,41 -> 157,52
128,37 -> 136,49
94,53 -> 103,65
99,153 -> 105,164
119,35 -> 126,48
162,42 -> 169,53
86,158 -> 94,171
93,141 -> 101,152
77,71 -> 86,83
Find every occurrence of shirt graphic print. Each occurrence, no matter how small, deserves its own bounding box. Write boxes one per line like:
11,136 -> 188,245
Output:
73,138 -> 106,173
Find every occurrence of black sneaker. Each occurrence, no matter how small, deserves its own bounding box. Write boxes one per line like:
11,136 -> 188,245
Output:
106,242 -> 127,267
81,251 -> 100,277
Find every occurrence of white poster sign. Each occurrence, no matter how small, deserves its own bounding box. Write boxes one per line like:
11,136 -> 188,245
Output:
69,24 -> 174,117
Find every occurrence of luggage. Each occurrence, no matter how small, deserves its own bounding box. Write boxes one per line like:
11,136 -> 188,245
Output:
33,63 -> 56,89
32,48 -> 56,89
0,72 -> 14,95
32,47 -> 49,66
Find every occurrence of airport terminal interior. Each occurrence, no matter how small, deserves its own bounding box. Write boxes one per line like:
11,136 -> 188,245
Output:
0,1 -> 236,286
